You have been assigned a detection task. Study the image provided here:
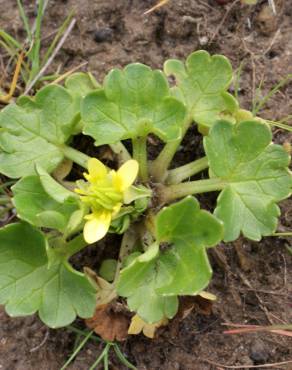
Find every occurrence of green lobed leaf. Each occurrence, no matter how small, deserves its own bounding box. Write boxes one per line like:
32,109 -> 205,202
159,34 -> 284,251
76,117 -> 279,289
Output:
117,197 -> 223,323
155,197 -> 223,295
36,164 -> 78,203
82,63 -> 186,145
204,120 -> 292,241
65,72 -> 100,101
0,223 -> 96,328
0,85 -> 78,178
164,50 -> 238,128
65,72 -> 100,132
117,244 -> 179,323
12,176 -> 79,232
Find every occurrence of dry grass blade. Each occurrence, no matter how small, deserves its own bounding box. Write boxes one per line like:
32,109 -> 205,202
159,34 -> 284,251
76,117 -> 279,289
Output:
222,323 -> 292,336
51,61 -> 88,85
201,358 -> 292,369
144,0 -> 170,15
24,18 -> 76,95
0,51 -> 24,103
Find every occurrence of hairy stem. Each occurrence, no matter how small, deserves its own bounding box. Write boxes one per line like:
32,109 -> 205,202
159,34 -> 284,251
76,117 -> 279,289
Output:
65,234 -> 88,258
132,137 -> 148,182
166,156 -> 209,185
150,114 -> 193,182
113,228 -> 138,284
61,145 -> 90,169
109,142 -> 131,164
160,178 -> 226,203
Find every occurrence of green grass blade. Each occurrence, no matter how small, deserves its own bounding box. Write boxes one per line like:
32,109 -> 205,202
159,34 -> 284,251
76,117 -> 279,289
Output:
253,74 -> 292,115
113,344 -> 137,370
103,350 -> 109,370
0,40 -> 14,56
16,0 -> 32,42
67,326 -> 102,344
88,344 -> 110,370
266,120 -> 292,132
0,30 -> 21,50
28,0 -> 45,82
60,330 -> 94,370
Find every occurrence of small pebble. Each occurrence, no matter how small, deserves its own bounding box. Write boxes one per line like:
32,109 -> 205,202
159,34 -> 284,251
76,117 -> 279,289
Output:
250,339 -> 269,364
199,36 -> 209,45
94,27 -> 114,43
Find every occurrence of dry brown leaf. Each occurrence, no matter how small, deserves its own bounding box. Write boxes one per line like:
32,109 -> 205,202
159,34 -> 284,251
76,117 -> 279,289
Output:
178,293 -> 215,320
84,267 -> 117,306
128,314 -> 168,338
86,303 -> 129,342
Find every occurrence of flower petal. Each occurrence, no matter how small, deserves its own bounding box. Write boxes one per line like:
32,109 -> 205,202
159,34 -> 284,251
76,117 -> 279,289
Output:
83,211 -> 111,243
116,160 -> 139,191
87,158 -> 107,181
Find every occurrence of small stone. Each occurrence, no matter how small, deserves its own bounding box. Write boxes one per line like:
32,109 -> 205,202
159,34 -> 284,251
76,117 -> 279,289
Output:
93,27 -> 114,43
256,5 -> 278,35
250,339 -> 269,364
199,36 -> 209,45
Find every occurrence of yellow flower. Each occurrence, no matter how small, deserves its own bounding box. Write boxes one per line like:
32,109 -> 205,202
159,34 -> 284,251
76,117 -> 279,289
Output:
75,158 -> 139,244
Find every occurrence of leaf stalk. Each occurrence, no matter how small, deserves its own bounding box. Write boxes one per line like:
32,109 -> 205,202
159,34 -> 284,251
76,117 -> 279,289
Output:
150,114 -> 193,181
160,177 -> 226,203
132,137 -> 148,182
61,145 -> 90,169
109,142 -> 131,164
65,234 -> 88,258
166,156 -> 209,185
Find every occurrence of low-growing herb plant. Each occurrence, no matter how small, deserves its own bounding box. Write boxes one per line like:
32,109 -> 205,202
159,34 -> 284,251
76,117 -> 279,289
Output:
0,51 -> 291,335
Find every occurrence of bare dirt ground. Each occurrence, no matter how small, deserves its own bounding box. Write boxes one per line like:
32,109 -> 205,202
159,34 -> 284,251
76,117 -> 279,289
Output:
0,0 -> 291,369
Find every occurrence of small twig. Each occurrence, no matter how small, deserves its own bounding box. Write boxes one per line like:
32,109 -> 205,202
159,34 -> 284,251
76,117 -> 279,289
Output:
237,288 -> 289,297
268,0 -> 277,15
280,252 -> 287,290
209,0 -> 239,44
24,18 -> 76,95
263,28 -> 281,56
201,358 -> 292,369
237,270 -> 275,325
29,328 -> 49,352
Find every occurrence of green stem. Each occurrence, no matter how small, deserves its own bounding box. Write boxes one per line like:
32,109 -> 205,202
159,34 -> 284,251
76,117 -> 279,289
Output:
166,156 -> 209,185
61,145 -> 90,168
0,196 -> 11,205
132,137 -> 148,182
113,228 -> 138,284
65,234 -> 88,258
109,141 -> 131,164
150,114 -> 193,182
272,232 -> 292,236
161,178 -> 226,203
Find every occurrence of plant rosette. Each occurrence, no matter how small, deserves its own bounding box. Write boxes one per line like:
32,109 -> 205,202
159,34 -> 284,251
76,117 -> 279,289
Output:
0,52 -> 291,336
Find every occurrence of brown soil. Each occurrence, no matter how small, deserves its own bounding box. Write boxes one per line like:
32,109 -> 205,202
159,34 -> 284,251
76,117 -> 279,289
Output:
0,0 -> 292,369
